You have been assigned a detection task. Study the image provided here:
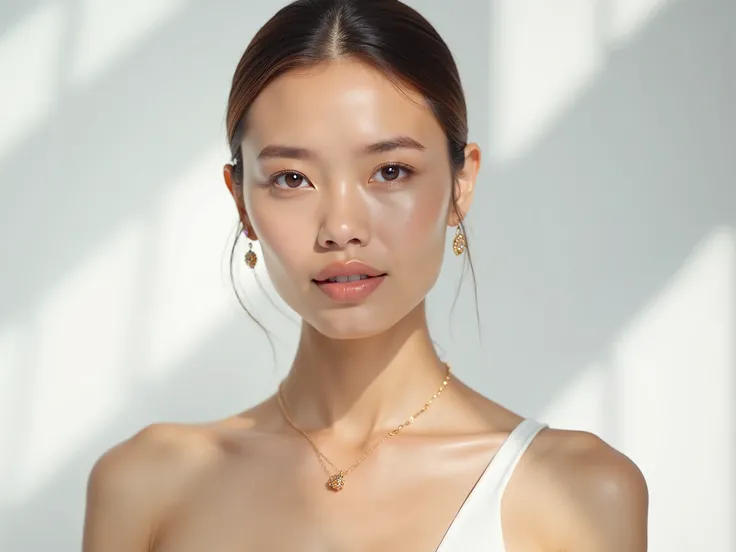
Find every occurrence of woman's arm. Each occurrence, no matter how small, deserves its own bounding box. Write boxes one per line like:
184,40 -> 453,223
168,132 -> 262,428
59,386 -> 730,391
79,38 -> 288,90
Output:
552,434 -> 649,551
82,432 -> 160,552
82,424 -> 215,552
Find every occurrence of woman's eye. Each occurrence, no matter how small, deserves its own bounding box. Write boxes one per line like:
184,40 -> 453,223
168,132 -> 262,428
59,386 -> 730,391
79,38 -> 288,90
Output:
272,172 -> 312,189
372,164 -> 413,183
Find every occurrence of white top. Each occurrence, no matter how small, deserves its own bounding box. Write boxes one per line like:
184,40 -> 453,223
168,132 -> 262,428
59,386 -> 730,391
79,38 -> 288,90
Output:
435,419 -> 548,552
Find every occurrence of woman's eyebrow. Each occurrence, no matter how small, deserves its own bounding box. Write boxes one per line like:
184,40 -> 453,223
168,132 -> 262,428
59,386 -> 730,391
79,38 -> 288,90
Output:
362,135 -> 426,154
257,144 -> 312,161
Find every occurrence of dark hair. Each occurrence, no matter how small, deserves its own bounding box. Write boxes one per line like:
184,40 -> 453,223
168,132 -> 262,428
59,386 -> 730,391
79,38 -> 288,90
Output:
225,0 -> 477,328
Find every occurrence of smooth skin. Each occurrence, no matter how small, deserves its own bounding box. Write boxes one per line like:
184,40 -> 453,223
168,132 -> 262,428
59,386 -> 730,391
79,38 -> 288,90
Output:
82,59 -> 648,552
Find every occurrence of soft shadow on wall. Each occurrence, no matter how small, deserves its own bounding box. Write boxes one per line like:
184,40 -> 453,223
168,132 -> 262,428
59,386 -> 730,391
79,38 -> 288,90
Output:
474,1 -> 733,550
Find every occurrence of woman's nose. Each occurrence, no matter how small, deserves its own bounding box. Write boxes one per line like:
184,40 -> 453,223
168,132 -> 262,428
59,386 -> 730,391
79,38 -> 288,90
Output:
315,181 -> 371,250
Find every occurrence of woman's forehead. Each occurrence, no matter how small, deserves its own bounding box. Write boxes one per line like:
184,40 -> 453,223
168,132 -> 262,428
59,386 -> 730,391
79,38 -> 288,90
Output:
245,59 -> 443,148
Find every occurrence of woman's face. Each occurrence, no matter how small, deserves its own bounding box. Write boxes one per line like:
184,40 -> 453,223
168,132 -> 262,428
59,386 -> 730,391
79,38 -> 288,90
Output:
226,59 -> 479,339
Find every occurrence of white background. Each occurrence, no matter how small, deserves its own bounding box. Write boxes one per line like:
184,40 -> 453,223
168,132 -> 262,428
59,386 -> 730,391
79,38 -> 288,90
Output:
0,0 -> 733,550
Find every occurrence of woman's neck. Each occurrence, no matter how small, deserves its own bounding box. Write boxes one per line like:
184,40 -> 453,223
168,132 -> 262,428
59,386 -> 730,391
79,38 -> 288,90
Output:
281,302 -> 448,441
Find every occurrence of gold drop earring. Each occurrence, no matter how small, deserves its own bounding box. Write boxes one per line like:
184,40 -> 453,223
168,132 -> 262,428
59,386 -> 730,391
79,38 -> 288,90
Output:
452,225 -> 466,256
243,230 -> 257,269
244,243 -> 257,269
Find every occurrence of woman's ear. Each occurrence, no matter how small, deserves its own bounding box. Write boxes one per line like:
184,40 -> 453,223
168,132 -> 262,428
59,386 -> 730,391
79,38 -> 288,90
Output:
448,143 -> 481,226
223,164 -> 258,240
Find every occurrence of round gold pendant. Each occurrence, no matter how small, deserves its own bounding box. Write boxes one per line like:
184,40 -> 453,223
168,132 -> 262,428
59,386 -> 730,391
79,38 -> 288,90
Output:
326,472 -> 345,492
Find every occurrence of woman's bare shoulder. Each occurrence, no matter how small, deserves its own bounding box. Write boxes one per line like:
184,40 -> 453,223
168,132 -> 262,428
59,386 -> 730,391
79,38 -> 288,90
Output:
89,422 -> 225,485
87,403 -> 272,491
82,419 -> 254,551
509,427 -> 649,552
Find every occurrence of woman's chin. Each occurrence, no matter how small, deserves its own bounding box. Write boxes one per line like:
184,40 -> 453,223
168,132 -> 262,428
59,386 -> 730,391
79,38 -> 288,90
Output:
304,309 -> 404,341
309,320 -> 387,341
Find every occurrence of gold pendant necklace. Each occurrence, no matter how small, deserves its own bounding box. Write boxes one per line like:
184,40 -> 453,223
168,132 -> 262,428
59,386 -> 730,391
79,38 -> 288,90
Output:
277,364 -> 451,492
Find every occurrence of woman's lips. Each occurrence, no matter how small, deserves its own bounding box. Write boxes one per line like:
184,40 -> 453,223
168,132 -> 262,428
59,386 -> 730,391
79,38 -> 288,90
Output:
312,261 -> 387,302
313,274 -> 386,302
313,260 -> 385,282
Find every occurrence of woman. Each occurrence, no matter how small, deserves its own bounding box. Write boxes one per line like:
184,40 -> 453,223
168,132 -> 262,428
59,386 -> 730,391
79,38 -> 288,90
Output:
83,1 -> 648,550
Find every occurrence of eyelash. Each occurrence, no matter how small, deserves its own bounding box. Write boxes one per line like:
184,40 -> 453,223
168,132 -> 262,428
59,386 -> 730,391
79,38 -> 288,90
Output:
269,163 -> 416,190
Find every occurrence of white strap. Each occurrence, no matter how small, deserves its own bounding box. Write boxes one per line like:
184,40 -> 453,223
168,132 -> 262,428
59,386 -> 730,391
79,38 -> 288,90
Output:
432,419 -> 548,552
491,419 -> 547,493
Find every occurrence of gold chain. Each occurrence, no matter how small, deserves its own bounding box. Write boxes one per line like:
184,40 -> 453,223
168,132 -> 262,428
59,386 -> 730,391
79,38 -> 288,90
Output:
276,363 -> 451,492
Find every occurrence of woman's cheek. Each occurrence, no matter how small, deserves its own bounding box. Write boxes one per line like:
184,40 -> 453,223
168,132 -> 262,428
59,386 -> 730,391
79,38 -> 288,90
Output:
249,199 -> 313,277
375,184 -> 449,257
262,222 -> 310,276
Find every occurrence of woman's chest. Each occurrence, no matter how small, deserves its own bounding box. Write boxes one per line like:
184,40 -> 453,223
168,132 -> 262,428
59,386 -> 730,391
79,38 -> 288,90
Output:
153,451 -> 493,552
